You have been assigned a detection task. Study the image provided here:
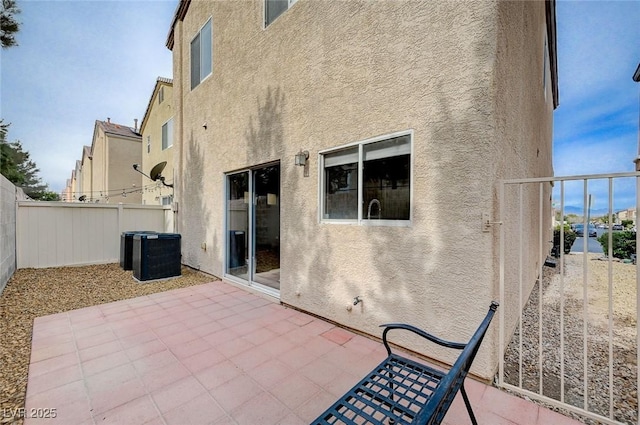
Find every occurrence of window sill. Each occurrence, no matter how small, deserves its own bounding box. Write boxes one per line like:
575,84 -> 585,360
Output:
320,219 -> 412,227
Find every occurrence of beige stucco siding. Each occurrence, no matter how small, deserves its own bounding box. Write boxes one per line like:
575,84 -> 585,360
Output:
141,82 -> 175,205
107,136 -> 142,204
493,0 -> 555,357
80,150 -> 93,201
172,0 -> 553,380
91,128 -> 106,202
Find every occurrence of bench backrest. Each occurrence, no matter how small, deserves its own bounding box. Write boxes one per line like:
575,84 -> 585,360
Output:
416,301 -> 499,425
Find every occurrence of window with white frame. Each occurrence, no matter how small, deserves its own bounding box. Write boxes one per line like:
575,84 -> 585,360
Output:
161,195 -> 173,206
162,118 -> 173,150
159,86 -> 164,104
147,136 -> 151,154
321,132 -> 412,224
265,0 -> 296,27
191,18 -> 212,90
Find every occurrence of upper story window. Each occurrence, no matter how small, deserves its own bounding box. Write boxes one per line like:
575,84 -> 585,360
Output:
162,118 -> 173,150
265,0 -> 296,27
191,18 -> 212,90
146,136 -> 151,154
320,131 -> 412,226
159,86 -> 165,104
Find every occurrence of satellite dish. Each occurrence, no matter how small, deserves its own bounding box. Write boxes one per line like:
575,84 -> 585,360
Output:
149,161 -> 167,181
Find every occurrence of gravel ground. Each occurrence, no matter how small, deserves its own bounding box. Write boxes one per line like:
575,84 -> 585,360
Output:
0,263 -> 216,425
504,253 -> 637,424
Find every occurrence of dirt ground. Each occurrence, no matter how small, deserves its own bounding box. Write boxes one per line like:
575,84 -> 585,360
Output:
505,253 -> 638,424
0,263 -> 216,425
544,253 -> 637,341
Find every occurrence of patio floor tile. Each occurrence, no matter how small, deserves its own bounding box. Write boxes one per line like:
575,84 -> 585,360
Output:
230,392 -> 289,425
88,377 -> 146,415
96,395 -> 160,425
208,374 -> 263,412
27,352 -> 78,377
25,364 -> 82,396
162,393 -> 226,425
23,280 -> 585,425
193,359 -> 244,390
150,376 -> 207,414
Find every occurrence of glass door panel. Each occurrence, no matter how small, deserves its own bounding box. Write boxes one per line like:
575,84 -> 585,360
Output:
252,164 -> 280,290
226,172 -> 249,281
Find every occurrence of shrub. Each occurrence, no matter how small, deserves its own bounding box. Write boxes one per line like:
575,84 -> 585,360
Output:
597,231 -> 636,259
552,225 -> 576,257
621,219 -> 634,229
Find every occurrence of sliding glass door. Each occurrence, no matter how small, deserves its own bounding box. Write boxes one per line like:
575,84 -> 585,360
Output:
226,163 -> 280,294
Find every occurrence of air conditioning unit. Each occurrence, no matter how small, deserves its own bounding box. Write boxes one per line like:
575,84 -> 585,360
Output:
120,231 -> 158,270
132,233 -> 181,281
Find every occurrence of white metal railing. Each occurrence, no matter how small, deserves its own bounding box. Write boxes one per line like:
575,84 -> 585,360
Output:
498,172 -> 640,425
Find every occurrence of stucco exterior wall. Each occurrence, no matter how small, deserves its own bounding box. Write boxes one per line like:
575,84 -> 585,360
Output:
141,82 -> 175,205
80,151 -> 92,201
107,135 -> 142,204
91,127 -> 106,202
171,0 -> 554,380
493,1 -> 555,353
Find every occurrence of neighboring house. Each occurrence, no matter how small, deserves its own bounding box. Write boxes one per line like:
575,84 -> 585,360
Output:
139,77 -> 175,206
61,178 -> 72,202
166,0 -> 558,380
73,119 -> 143,204
78,147 -> 92,202
617,208 -> 636,225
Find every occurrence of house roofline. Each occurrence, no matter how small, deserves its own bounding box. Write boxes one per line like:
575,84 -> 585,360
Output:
140,77 -> 174,135
166,0 -> 191,50
546,0 -> 559,108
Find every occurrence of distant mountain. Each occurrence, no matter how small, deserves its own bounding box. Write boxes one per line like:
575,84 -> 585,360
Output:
560,205 -> 623,217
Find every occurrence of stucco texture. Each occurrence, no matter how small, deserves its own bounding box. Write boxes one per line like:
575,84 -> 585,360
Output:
141,81 -> 175,205
171,0 -> 554,380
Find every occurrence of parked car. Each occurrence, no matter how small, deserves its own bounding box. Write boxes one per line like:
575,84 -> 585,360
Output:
574,223 -> 597,237
612,224 -> 624,231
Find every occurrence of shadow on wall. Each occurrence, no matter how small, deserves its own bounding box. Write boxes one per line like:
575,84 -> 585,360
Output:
245,86 -> 286,163
181,131 -> 213,271
243,88 -> 335,302
284,35 -> 498,350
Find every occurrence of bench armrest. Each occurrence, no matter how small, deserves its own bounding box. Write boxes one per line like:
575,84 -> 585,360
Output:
380,323 -> 466,356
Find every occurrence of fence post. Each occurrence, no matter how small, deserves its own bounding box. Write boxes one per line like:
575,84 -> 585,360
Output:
117,203 -> 124,235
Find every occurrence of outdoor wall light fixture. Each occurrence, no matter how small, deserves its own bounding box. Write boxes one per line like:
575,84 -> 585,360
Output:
295,150 -> 310,177
295,150 -> 308,166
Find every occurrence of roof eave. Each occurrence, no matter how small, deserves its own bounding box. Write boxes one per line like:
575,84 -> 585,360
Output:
546,0 -> 559,109
166,0 -> 191,50
633,63 -> 640,82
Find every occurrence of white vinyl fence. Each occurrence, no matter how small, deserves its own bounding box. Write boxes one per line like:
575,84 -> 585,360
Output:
1,175 -> 29,293
16,202 -> 173,269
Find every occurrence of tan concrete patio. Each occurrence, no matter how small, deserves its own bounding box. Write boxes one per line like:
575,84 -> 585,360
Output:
23,280 -> 581,425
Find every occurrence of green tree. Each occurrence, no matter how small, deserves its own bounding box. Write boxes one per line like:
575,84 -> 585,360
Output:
1,0 -> 21,49
38,191 -> 60,201
1,121 -> 54,200
621,219 -> 634,229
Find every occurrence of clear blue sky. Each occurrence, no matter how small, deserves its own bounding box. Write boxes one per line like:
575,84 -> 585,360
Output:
1,1 -> 639,210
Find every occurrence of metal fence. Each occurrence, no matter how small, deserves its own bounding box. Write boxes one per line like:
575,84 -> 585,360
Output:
498,172 -> 640,425
16,202 -> 173,269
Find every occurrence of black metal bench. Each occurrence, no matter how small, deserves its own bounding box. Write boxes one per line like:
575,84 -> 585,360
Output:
311,301 -> 499,425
